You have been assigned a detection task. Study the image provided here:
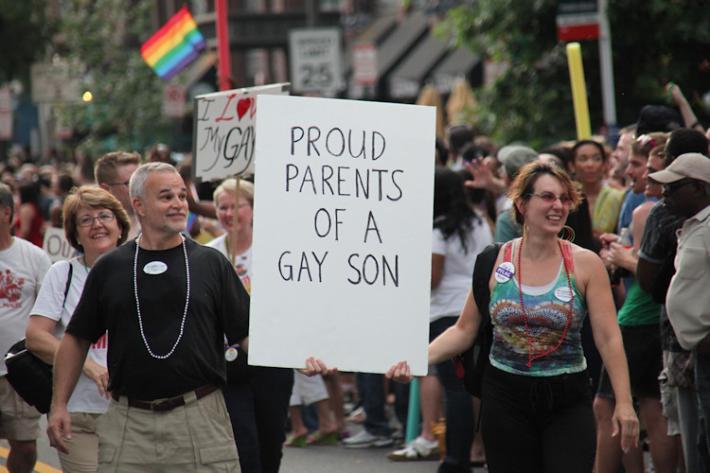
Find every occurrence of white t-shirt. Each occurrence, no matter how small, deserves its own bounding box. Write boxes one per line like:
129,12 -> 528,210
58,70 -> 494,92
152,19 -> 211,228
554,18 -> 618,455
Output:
0,237 -> 51,376
205,235 -> 252,294
430,216 -> 492,321
30,258 -> 109,413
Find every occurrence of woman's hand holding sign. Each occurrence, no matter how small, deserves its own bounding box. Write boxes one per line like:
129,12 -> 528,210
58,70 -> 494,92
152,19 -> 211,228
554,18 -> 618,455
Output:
386,360 -> 413,383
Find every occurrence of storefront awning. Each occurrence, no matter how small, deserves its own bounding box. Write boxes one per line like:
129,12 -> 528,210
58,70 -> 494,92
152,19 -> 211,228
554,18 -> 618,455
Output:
387,32 -> 449,99
430,47 -> 481,94
375,11 -> 429,80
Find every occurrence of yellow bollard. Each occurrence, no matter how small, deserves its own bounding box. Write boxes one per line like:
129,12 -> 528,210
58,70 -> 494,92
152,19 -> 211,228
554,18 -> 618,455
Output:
566,43 -> 592,139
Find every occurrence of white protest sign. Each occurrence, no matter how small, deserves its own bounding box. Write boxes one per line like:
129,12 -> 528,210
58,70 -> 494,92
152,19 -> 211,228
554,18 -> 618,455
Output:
43,227 -> 78,262
193,83 -> 290,181
163,83 -> 186,118
249,95 -> 435,375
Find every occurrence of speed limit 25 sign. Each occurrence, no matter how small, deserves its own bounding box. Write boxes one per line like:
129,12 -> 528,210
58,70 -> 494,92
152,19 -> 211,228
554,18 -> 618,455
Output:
289,28 -> 343,95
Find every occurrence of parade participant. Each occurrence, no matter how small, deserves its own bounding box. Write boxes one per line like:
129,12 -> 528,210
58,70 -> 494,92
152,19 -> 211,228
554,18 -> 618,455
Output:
607,126 -> 636,190
636,129 -> 709,472
388,161 -> 638,473
652,153 -> 710,462
595,134 -> 676,473
389,168 -> 492,468
47,163 -> 250,472
15,181 -> 45,247
26,186 -> 129,473
0,183 -> 52,473
207,178 -> 294,473
571,139 -> 624,237
94,151 -> 140,239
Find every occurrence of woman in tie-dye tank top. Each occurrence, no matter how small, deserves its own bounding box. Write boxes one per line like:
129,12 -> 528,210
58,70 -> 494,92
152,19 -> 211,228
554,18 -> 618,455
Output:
389,161 -> 639,473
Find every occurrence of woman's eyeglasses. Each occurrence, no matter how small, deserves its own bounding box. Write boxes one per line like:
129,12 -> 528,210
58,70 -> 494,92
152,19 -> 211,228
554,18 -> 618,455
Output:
528,192 -> 572,205
77,212 -> 115,227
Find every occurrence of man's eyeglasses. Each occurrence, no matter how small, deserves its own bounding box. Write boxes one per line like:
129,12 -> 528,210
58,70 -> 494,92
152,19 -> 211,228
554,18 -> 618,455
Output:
77,212 -> 115,228
528,192 -> 572,205
107,181 -> 130,187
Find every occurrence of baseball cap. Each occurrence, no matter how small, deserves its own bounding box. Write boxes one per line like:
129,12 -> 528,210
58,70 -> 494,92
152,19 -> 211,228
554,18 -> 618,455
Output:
648,153 -> 710,184
498,145 -> 537,180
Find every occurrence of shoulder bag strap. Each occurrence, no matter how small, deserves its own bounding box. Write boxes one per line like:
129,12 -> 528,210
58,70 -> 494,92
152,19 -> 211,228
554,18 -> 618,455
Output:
472,242 -> 503,319
61,262 -> 73,310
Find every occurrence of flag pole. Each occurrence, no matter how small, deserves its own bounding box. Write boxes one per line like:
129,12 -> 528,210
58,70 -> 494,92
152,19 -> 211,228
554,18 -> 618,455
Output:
216,0 -> 232,92
215,0 -> 239,259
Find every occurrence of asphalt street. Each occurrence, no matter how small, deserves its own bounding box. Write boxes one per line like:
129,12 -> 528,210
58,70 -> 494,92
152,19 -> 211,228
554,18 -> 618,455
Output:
2,418 -> 487,473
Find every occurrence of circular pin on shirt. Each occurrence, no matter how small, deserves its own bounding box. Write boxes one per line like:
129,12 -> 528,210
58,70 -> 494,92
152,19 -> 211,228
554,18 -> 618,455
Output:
554,287 -> 573,302
495,262 -> 515,283
143,261 -> 167,275
225,347 -> 238,362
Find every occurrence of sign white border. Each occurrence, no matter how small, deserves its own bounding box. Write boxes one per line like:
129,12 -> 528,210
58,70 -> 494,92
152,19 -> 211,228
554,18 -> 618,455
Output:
248,95 -> 435,375
193,83 -> 290,180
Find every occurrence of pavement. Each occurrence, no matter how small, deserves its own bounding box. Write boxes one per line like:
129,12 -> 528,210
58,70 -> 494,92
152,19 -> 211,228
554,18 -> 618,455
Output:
1,416 -> 487,473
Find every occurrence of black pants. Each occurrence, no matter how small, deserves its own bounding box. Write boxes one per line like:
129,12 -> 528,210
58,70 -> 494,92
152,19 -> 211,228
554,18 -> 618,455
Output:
480,366 -> 595,473
223,367 -> 294,473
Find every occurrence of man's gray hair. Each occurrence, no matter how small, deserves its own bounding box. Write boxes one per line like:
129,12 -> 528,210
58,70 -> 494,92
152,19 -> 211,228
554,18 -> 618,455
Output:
0,183 -> 14,221
129,162 -> 178,199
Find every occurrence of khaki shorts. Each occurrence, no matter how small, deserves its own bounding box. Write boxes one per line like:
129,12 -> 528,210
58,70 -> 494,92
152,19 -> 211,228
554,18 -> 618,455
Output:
0,376 -> 40,441
58,412 -> 101,473
97,388 -> 238,473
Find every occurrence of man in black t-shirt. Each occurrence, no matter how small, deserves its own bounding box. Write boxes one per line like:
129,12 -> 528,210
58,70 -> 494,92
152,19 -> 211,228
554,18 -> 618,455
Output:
47,163 -> 249,472
636,129 -> 709,472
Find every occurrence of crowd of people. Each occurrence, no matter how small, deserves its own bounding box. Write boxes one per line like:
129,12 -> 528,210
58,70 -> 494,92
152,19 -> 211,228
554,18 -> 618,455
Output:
0,83 -> 708,473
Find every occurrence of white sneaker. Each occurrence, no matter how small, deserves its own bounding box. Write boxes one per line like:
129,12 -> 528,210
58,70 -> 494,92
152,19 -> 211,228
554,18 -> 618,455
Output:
387,436 -> 439,461
343,430 -> 393,448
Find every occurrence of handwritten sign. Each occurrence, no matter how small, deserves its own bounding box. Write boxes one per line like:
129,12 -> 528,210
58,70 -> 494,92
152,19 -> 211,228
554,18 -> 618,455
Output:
193,83 -> 290,181
43,227 -> 78,262
249,95 -> 435,375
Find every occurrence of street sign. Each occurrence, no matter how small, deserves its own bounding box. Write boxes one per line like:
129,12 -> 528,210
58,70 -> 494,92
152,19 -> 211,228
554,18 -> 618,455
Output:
353,43 -> 378,87
30,62 -> 82,104
557,0 -> 599,41
0,86 -> 12,140
289,28 -> 343,94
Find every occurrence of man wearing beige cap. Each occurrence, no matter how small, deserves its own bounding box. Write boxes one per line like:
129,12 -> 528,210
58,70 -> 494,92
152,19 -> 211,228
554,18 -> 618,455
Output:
649,152 -> 710,457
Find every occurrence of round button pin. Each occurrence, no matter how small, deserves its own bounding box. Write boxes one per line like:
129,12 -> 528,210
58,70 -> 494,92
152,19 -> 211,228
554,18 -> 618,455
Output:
225,347 -> 239,362
143,261 -> 168,275
495,262 -> 516,283
554,287 -> 573,302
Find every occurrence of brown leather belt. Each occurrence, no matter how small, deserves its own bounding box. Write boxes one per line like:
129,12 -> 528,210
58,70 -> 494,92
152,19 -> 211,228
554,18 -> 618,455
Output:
111,385 -> 218,412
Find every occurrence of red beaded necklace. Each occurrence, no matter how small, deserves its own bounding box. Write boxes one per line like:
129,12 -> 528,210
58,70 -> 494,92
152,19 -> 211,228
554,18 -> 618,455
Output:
516,238 -> 575,368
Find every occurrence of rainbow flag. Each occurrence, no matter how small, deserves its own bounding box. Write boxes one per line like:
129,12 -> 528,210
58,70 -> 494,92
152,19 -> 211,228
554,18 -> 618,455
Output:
140,7 -> 205,80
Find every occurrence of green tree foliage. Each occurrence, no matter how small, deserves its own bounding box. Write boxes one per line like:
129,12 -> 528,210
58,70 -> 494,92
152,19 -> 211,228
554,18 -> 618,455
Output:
0,0 -> 55,84
57,0 -> 174,153
442,0 -> 710,147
